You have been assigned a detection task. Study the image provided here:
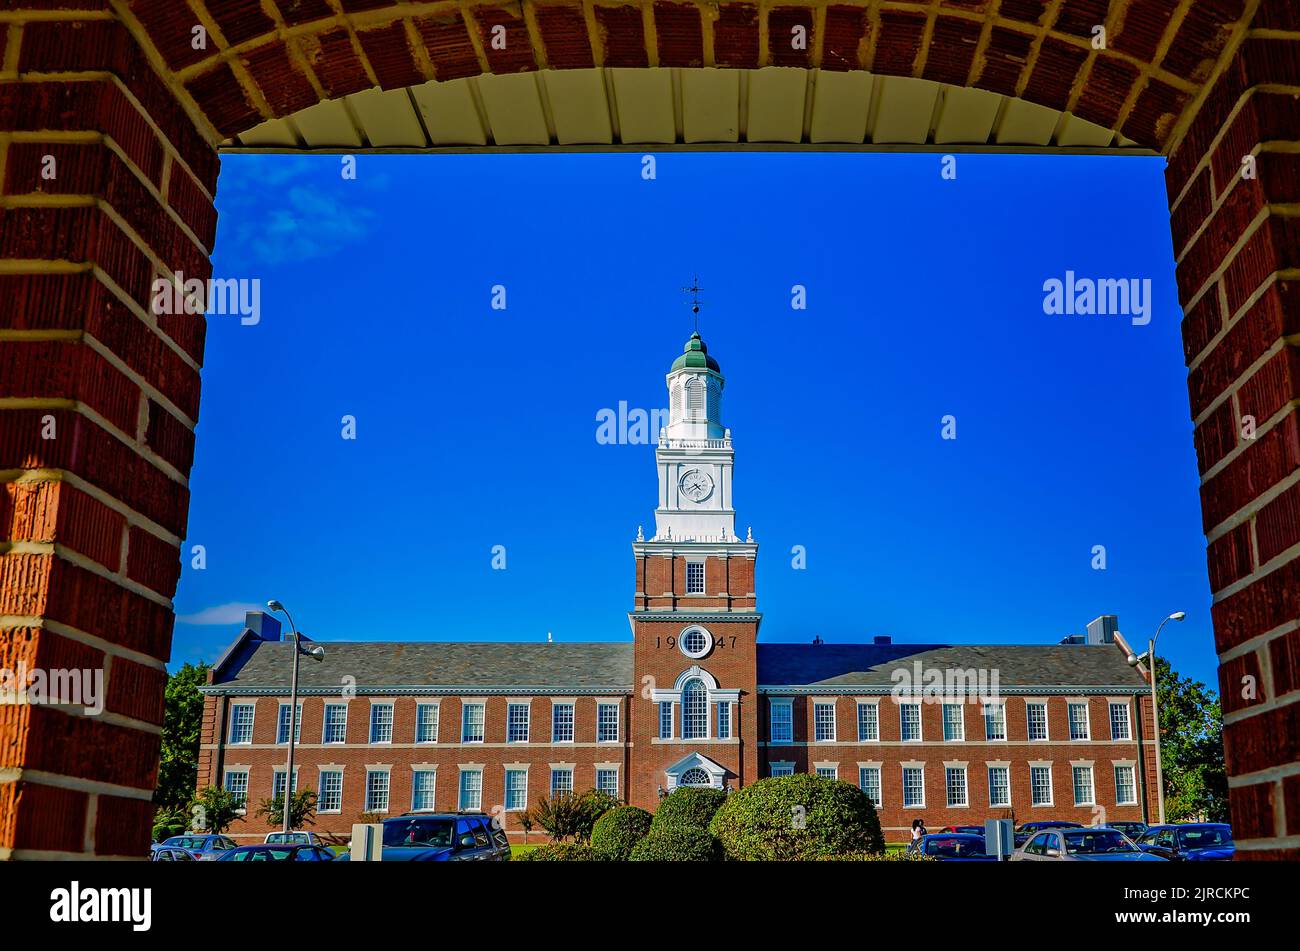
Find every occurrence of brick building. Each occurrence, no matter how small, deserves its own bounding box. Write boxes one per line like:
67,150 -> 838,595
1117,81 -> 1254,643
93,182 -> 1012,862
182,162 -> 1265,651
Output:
199,331 -> 1158,840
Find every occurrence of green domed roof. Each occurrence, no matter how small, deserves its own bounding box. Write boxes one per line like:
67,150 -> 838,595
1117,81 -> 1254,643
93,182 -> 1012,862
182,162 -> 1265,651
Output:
670,332 -> 721,372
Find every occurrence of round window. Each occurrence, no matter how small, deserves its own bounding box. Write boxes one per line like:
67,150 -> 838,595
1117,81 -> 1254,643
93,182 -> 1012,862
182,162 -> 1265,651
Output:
679,627 -> 712,659
679,767 -> 712,787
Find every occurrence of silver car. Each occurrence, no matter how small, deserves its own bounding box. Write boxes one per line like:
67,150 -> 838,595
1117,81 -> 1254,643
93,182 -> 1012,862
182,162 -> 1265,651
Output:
1011,826 -> 1167,862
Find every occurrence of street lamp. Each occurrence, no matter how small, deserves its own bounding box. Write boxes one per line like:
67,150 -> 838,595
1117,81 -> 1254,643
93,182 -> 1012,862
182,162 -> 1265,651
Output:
267,599 -> 324,836
1126,611 -> 1185,825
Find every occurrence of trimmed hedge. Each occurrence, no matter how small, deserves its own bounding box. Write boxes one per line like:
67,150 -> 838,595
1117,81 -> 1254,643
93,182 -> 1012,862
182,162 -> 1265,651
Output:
708,774 -> 885,861
590,806 -> 653,860
516,842 -> 606,861
628,824 -> 722,862
818,851 -> 937,861
651,787 -> 728,831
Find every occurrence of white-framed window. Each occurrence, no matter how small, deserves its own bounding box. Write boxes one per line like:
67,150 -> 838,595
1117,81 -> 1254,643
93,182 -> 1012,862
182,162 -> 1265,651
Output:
903,766 -> 925,808
815,764 -> 838,780
322,703 -> 347,744
1114,764 -> 1137,805
366,769 -> 390,805
597,703 -> 619,742
1068,702 -> 1090,740
222,770 -> 248,810
505,769 -> 528,811
680,767 -> 711,787
461,702 -> 485,743
716,701 -> 731,739
857,703 -> 879,741
1072,765 -> 1095,806
814,701 -> 837,742
318,770 -> 342,813
945,766 -> 968,807
988,766 -> 1010,807
770,762 -> 794,778
770,699 -> 793,744
658,701 -> 673,740
412,770 -> 437,811
984,702 -> 1006,740
1030,765 -> 1053,806
228,704 -> 254,745
276,703 -> 302,745
507,703 -> 530,743
596,768 -> 619,797
550,767 -> 574,797
686,561 -> 705,594
682,678 -> 708,739
416,703 -> 439,743
900,702 -> 922,742
942,704 -> 964,741
369,703 -> 394,744
1027,702 -> 1049,741
1109,702 -> 1131,741
679,626 -> 711,659
272,768 -> 299,801
552,702 -> 575,743
458,769 -> 482,811
858,766 -> 882,807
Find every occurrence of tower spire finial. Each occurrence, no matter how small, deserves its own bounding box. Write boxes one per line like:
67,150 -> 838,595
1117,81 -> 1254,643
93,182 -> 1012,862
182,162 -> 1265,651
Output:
682,274 -> 703,333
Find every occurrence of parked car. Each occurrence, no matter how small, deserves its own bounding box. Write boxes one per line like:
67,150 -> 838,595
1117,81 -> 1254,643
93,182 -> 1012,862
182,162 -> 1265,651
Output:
264,831 -> 326,846
339,813 -> 511,862
938,825 -> 985,836
1136,824 -> 1234,861
151,846 -> 196,862
218,844 -> 336,862
1108,820 -> 1147,840
158,834 -> 237,861
906,833 -> 996,861
1011,827 -> 1165,862
1014,821 -> 1083,847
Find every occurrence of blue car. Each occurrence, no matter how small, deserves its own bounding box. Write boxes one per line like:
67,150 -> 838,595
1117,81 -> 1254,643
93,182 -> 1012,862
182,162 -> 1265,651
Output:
906,833 -> 996,861
340,814 -> 511,862
159,834 -> 237,861
1137,823 -> 1234,861
218,844 -> 336,862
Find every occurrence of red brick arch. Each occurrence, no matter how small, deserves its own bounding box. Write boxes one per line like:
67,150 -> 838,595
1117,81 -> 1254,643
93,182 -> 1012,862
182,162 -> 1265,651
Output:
1,0 -> 1298,859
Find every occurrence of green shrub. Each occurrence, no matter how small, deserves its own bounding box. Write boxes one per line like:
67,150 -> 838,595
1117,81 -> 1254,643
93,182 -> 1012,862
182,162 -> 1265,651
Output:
527,789 -> 621,843
515,842 -> 606,862
629,824 -> 722,862
708,774 -> 885,861
590,805 -> 653,860
651,787 -> 728,831
817,850 -> 937,861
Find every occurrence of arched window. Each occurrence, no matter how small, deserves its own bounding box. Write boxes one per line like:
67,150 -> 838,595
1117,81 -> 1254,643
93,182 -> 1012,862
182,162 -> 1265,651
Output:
680,767 -> 711,787
685,378 -> 705,420
707,378 -> 720,422
671,383 -> 682,420
682,678 -> 708,739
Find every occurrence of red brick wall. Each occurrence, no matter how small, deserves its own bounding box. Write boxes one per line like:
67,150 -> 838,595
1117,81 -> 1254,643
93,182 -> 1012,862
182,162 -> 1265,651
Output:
1,12 -> 215,858
1165,2 -> 1300,860
199,693 -> 630,841
761,694 -> 1158,835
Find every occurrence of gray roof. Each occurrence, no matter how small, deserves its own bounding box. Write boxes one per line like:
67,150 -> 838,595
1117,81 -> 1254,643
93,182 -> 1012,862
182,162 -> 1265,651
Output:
208,640 -> 633,693
757,643 -> 1148,690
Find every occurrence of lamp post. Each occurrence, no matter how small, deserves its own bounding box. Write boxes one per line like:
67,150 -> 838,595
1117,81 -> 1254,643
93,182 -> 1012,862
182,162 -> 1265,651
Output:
267,599 -> 324,836
1126,611 -> 1185,825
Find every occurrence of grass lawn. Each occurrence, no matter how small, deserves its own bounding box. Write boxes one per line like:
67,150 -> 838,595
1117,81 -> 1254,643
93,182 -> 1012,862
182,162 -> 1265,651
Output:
510,844 -> 542,857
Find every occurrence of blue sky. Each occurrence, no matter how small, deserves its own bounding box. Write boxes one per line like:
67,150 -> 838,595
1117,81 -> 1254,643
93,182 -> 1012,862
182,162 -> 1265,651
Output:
175,149 -> 1219,690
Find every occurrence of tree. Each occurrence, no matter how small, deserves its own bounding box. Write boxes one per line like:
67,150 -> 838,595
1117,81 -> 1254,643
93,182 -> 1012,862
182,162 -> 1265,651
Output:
1155,657 -> 1228,822
154,662 -> 210,809
527,789 -> 619,843
256,788 -> 319,831
190,786 -> 242,835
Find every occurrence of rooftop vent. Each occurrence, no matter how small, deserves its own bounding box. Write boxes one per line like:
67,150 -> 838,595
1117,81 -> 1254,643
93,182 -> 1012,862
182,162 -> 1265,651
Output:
243,610 -> 281,641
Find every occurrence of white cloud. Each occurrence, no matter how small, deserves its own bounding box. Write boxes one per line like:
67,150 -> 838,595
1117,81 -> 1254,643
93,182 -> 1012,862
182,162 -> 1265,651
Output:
176,602 -> 263,625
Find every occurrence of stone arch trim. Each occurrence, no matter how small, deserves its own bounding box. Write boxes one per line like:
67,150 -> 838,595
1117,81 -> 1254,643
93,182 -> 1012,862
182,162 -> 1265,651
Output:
113,0 -> 1258,152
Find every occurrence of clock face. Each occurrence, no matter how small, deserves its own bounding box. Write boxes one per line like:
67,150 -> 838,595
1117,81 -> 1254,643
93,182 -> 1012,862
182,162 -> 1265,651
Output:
679,468 -> 714,503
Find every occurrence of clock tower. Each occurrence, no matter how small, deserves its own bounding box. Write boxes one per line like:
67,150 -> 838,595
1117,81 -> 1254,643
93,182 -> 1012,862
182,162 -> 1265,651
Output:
628,330 -> 760,808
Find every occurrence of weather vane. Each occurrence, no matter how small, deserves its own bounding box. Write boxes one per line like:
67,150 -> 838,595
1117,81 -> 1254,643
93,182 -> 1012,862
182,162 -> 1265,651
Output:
682,274 -> 703,331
